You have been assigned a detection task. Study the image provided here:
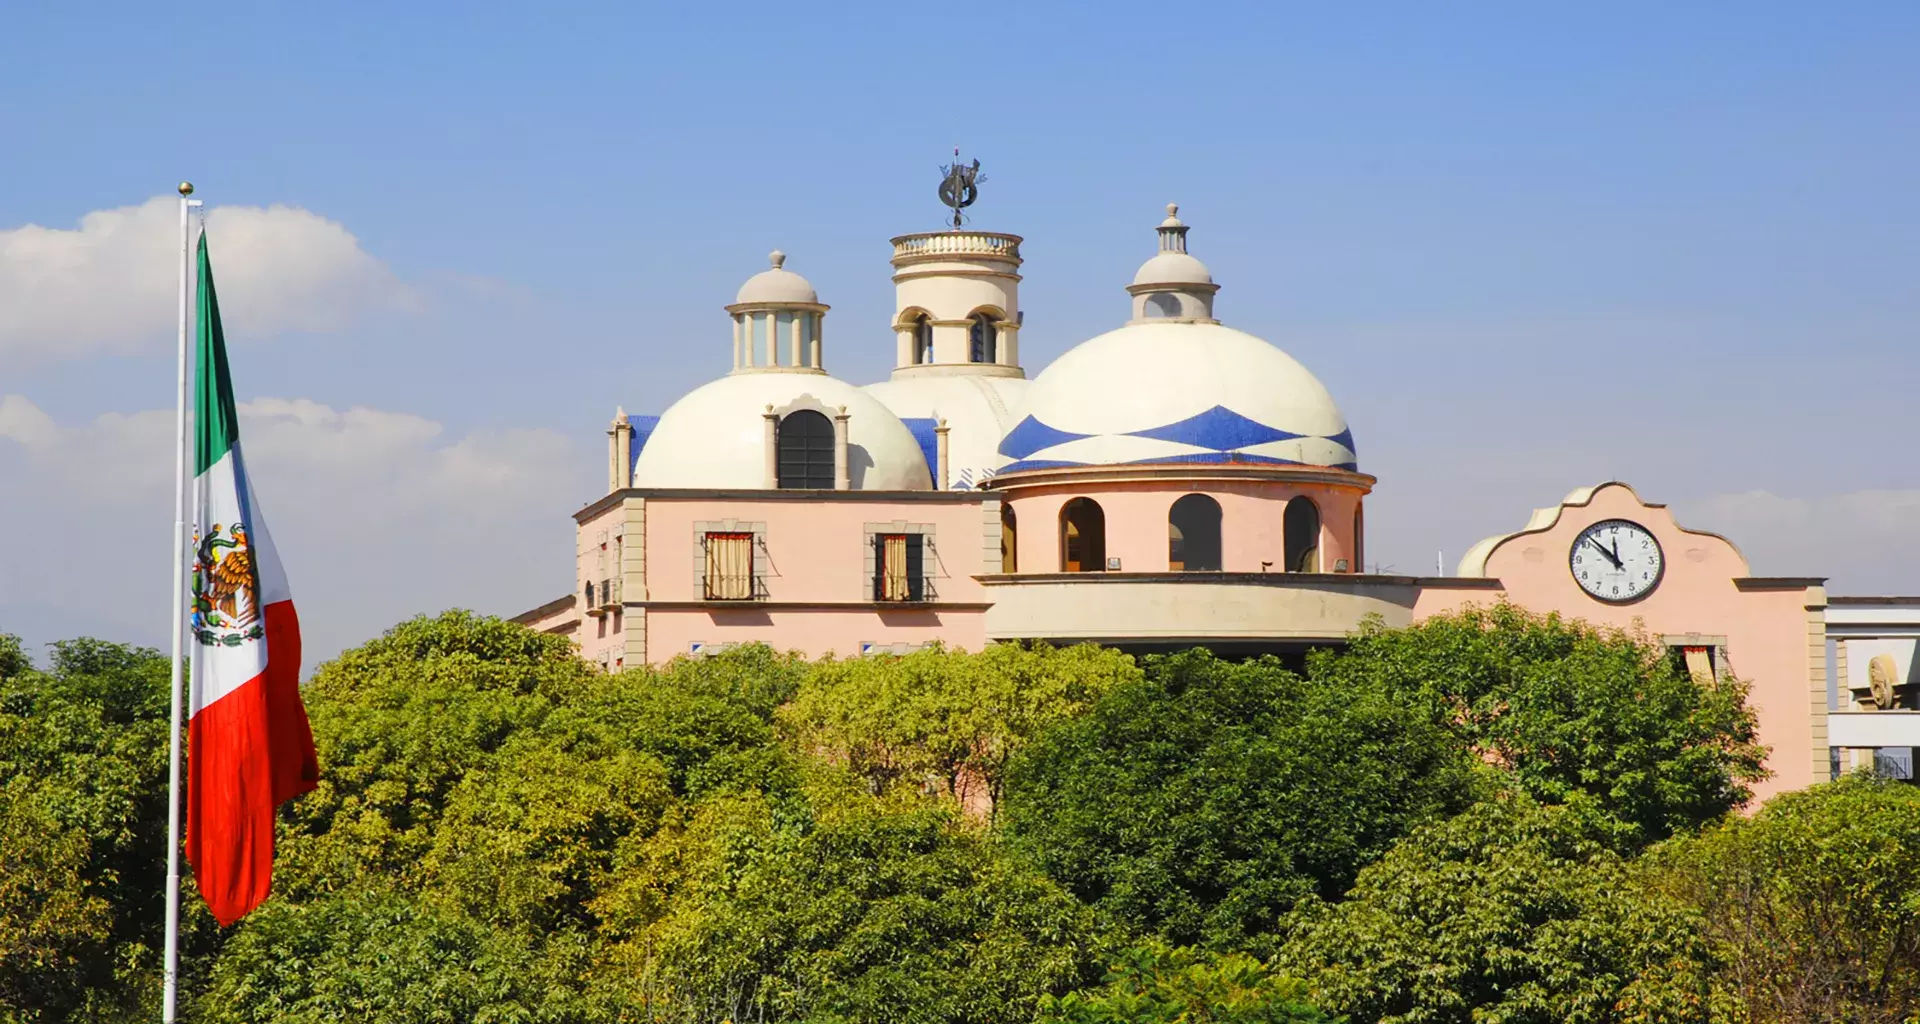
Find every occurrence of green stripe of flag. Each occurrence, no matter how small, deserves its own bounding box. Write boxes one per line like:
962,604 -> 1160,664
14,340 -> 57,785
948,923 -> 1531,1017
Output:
193,232 -> 239,476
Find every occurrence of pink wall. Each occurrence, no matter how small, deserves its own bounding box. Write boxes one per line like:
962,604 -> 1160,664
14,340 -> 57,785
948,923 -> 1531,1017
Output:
642,497 -> 990,605
1411,483 -> 1822,802
647,606 -> 985,662
1003,478 -> 1368,574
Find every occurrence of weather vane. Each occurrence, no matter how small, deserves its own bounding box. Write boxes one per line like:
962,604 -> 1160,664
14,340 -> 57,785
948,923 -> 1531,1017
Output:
938,148 -> 984,229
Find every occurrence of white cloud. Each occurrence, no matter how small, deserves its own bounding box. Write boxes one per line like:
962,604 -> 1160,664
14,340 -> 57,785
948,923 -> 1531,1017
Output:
0,197 -> 410,362
0,394 -> 590,670
1672,489 -> 1920,595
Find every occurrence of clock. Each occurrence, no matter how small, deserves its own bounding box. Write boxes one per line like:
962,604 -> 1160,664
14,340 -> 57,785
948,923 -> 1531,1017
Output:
1569,519 -> 1663,603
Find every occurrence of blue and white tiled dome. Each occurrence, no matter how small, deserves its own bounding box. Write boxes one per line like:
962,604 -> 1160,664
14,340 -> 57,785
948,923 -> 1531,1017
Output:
998,321 -> 1356,473
998,205 -> 1356,475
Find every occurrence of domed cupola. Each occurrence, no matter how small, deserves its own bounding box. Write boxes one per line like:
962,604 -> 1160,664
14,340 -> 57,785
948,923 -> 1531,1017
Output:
725,251 -> 829,372
1128,204 -> 1219,322
629,251 -> 933,491
995,205 -> 1359,475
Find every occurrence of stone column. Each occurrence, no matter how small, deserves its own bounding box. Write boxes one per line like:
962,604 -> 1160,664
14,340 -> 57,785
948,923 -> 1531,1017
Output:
997,321 -> 1020,368
732,316 -> 743,371
934,418 -> 950,490
763,406 -> 779,488
833,406 -> 851,490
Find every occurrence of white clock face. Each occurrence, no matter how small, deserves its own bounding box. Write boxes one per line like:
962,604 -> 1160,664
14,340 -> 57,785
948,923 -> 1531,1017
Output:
1569,519 -> 1664,603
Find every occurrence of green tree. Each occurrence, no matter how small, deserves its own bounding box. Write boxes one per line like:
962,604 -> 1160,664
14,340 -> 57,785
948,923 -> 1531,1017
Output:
593,777 -> 1102,1024
1309,604 -> 1765,849
1039,941 -> 1332,1024
782,642 -> 1141,813
1002,648 -> 1478,955
1646,776 -> 1920,1023
0,636 -> 205,1024
1280,794 -> 1714,1024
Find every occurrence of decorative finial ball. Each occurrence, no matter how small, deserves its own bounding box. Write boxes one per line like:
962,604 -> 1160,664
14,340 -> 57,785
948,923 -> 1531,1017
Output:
769,250 -> 786,269
179,181 -> 195,196
1166,202 -> 1178,216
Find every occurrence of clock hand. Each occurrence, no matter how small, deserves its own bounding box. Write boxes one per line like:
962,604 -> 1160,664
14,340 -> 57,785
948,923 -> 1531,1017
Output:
1610,537 -> 1623,564
1589,536 -> 1623,569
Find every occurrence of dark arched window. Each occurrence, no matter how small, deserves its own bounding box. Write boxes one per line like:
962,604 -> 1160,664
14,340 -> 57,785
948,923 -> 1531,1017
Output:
912,314 -> 934,365
1168,494 -> 1222,571
1284,496 -> 1320,573
1001,503 -> 1018,573
969,313 -> 998,363
1060,498 -> 1106,572
776,410 -> 835,489
1353,503 -> 1364,574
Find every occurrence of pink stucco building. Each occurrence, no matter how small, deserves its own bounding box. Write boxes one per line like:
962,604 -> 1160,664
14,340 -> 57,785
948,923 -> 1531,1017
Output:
515,199 -> 1916,801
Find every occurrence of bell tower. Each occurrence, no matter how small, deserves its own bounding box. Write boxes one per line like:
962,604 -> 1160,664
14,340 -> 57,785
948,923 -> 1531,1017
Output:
886,153 -> 1024,379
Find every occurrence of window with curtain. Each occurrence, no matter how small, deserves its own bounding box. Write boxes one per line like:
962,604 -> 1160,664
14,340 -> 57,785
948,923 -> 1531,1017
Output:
777,410 -> 836,489
1061,498 -> 1106,572
873,533 -> 925,601
1284,496 -> 1320,573
704,532 -> 755,600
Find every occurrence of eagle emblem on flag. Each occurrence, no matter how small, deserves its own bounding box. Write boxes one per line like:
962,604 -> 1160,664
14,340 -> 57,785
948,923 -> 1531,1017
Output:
191,523 -> 264,647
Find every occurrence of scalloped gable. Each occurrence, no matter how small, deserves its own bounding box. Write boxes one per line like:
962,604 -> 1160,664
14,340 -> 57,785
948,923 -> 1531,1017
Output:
1455,481 -> 1751,577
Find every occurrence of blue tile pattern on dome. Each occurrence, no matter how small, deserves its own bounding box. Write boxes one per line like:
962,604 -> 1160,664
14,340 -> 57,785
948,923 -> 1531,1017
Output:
998,415 -> 1093,460
626,415 -> 662,476
1124,405 -> 1303,448
995,407 -> 1359,475
899,417 -> 940,481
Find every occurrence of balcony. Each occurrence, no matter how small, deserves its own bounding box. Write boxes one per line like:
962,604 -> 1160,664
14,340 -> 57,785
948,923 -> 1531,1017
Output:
978,572 -> 1476,647
1828,711 -> 1920,748
890,231 -> 1022,265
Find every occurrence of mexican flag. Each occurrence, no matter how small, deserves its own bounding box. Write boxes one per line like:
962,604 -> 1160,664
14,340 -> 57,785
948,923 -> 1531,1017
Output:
185,231 -> 317,926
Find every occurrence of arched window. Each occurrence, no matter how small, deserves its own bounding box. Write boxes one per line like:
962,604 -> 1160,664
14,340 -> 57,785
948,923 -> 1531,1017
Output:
1284,496 -> 1320,573
1168,494 -> 1222,571
969,313 -> 998,363
912,314 -> 934,365
1353,503 -> 1364,574
1000,503 -> 1018,573
1145,293 -> 1181,319
776,410 -> 835,489
1060,498 -> 1106,572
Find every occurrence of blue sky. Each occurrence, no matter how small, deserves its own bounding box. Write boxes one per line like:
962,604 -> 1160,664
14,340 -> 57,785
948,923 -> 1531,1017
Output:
3,2 -> 1917,663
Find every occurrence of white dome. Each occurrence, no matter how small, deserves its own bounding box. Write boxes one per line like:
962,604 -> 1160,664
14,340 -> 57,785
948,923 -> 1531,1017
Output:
998,321 -> 1356,473
1132,251 -> 1213,287
634,373 -> 932,490
863,374 -> 1031,490
733,250 -> 818,305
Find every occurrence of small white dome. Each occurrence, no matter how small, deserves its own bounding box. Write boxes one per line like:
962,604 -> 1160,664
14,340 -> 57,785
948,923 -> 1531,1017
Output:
1132,251 -> 1214,287
864,374 -> 1032,490
734,250 -> 819,305
634,372 -> 931,490
998,320 -> 1356,473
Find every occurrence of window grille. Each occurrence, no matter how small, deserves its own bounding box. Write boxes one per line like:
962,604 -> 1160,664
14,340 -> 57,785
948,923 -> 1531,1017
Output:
776,411 -> 835,489
704,532 -> 755,600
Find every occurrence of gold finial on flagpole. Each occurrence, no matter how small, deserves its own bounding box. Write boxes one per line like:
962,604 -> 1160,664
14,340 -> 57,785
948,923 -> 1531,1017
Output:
178,181 -> 195,196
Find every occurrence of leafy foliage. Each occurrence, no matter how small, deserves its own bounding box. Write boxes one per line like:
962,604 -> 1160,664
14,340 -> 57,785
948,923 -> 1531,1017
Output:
1002,648 -> 1479,954
1039,941 -> 1332,1024
1309,603 -> 1766,849
0,635 -> 214,1023
1646,776 -> 1920,1023
1280,794 -> 1715,1024
781,642 -> 1140,813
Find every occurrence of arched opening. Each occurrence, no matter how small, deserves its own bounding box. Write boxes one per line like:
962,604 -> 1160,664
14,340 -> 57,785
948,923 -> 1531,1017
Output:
969,312 -> 998,363
1168,494 -> 1222,571
912,314 -> 934,365
1000,504 -> 1018,573
1353,503 -> 1364,574
1145,293 -> 1181,319
1284,496 -> 1321,573
1060,498 -> 1106,573
776,410 -> 835,489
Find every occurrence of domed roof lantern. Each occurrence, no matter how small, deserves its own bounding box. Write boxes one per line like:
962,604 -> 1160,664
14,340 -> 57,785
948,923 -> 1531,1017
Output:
1127,204 -> 1220,323
725,250 -> 831,374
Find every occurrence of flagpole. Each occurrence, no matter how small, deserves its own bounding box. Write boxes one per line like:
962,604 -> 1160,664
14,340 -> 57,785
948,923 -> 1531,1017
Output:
162,181 -> 199,1023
